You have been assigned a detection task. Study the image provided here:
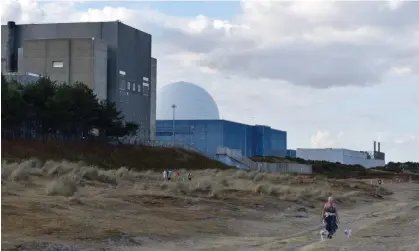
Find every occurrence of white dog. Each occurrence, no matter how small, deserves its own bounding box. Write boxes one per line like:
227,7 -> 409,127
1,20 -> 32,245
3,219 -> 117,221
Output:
344,229 -> 352,238
320,230 -> 327,241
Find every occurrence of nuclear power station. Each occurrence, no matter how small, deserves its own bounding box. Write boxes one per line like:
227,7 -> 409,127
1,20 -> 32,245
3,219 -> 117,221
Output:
156,82 -> 290,158
2,20 -> 388,167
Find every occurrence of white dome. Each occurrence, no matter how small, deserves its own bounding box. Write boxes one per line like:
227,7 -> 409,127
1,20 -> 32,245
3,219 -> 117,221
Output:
157,81 -> 220,120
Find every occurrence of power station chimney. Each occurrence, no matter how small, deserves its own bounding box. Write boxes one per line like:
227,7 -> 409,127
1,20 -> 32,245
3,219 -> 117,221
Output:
6,21 -> 16,72
374,141 -> 376,152
378,142 -> 381,152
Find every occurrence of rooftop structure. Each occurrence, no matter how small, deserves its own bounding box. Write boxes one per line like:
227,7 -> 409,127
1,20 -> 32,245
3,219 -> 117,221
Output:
157,82 -> 220,120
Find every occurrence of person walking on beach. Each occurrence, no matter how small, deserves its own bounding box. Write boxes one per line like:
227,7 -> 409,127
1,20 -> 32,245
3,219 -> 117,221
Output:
321,196 -> 339,239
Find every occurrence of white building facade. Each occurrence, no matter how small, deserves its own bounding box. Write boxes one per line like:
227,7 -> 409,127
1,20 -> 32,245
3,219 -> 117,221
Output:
296,148 -> 385,168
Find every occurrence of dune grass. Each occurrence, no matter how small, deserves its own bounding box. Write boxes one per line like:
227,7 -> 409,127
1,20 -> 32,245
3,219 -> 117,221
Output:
1,159 -> 391,204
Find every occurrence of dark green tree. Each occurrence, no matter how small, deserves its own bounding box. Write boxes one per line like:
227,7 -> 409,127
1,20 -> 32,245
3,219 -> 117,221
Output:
95,100 -> 124,138
2,75 -> 140,140
47,82 -> 100,138
123,121 -> 139,137
21,77 -> 57,136
1,77 -> 27,133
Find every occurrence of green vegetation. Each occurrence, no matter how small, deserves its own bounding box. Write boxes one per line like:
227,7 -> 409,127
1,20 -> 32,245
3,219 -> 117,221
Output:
252,156 -> 367,178
1,74 -> 138,140
1,74 -> 229,171
2,140 -> 230,171
252,156 -> 419,180
374,161 -> 419,174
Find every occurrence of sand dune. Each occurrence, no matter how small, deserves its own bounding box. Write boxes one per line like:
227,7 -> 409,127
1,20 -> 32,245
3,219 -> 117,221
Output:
1,159 -> 417,251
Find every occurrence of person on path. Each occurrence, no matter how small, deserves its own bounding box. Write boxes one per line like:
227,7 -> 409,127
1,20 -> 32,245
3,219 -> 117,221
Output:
163,170 -> 168,181
321,196 -> 339,239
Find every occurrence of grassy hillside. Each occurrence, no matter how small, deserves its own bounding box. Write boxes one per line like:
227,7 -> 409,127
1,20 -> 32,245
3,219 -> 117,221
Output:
2,140 -> 417,181
1,140 -> 231,171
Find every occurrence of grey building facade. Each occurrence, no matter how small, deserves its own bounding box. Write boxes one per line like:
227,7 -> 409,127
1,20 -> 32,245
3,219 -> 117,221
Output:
22,38 -> 108,100
150,57 -> 157,140
1,21 -> 155,140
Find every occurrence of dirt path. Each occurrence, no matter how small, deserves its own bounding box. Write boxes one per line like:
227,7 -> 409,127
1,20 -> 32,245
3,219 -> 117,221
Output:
3,165 -> 417,251
293,183 -> 419,251
128,183 -> 419,251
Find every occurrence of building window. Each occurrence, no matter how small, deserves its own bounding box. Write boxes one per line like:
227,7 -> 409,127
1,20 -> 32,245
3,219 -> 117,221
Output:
143,82 -> 149,96
127,81 -> 131,90
119,79 -> 126,90
52,61 -> 64,68
132,82 -> 136,91
138,84 -> 141,92
143,77 -> 149,81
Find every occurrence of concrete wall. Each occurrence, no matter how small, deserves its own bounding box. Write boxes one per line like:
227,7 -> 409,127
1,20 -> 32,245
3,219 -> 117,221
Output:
93,38 -> 108,101
150,57 -> 157,140
115,22 -> 152,139
216,147 -> 312,174
22,38 -> 107,99
342,155 -> 385,168
1,26 -> 7,72
297,148 -> 344,163
215,155 -> 251,170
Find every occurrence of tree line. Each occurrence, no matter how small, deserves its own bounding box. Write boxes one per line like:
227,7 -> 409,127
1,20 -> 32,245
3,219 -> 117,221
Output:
1,74 -> 139,140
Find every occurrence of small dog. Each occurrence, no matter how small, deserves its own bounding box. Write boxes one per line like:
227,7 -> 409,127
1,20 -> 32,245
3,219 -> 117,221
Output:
344,229 -> 352,238
320,230 -> 327,241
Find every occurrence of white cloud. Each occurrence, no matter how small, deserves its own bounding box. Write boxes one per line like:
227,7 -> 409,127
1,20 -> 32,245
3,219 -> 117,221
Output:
1,0 -> 44,23
310,131 -> 344,148
390,66 -> 412,75
394,135 -> 419,145
385,0 -> 405,11
188,15 -> 210,33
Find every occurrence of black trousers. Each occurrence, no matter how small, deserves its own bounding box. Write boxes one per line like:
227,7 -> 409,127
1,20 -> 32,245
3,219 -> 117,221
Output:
325,215 -> 337,234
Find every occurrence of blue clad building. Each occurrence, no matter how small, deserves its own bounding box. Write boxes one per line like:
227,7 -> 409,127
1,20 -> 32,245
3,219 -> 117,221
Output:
286,149 -> 297,158
156,119 -> 287,157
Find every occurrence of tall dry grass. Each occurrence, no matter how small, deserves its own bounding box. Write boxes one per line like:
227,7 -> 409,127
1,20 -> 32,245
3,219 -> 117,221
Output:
1,159 -> 389,203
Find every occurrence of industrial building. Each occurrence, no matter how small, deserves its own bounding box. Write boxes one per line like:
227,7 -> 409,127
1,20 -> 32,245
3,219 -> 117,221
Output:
156,81 -> 291,157
296,141 -> 386,168
156,119 -> 288,157
1,21 -> 156,140
286,149 -> 297,158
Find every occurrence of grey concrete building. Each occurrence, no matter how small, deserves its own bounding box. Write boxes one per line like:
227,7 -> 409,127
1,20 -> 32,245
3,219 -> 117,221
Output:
150,57 -> 157,140
1,21 -> 157,140
22,38 -> 108,100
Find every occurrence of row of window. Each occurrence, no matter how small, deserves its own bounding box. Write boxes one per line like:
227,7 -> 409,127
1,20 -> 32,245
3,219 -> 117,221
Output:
126,81 -> 149,96
119,80 -> 150,95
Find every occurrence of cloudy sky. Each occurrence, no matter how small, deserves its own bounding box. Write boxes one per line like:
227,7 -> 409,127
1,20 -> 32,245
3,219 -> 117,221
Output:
2,0 -> 418,162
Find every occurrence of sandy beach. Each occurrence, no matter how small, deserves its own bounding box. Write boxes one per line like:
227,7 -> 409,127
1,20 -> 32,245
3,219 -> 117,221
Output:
2,159 -> 418,251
